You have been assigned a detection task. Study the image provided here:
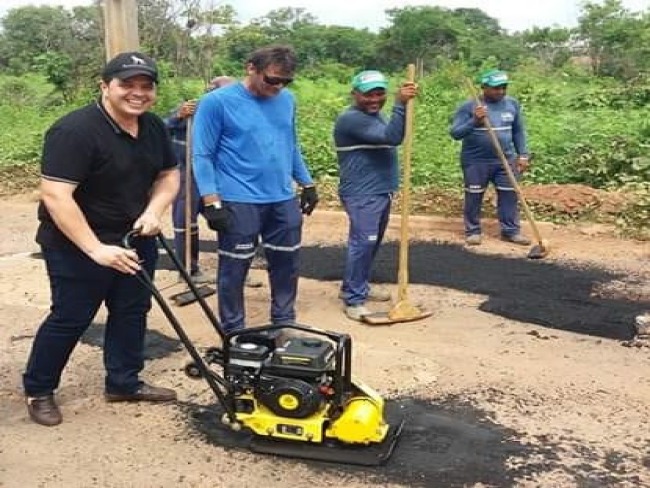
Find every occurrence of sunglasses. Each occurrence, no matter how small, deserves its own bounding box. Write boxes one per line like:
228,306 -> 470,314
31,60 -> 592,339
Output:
262,73 -> 294,86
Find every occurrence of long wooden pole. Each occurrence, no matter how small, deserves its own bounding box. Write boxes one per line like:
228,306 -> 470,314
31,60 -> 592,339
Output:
396,64 -> 416,302
184,116 -> 193,273
103,0 -> 140,59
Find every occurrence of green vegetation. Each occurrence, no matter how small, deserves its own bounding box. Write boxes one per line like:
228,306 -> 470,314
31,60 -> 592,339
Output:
0,0 -> 648,237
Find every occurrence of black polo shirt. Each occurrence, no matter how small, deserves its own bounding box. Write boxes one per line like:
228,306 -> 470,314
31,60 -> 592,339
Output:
36,100 -> 176,249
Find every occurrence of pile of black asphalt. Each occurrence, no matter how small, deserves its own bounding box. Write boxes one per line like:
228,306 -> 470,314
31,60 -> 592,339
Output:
180,393 -> 636,488
297,241 -> 648,341
159,237 -> 646,341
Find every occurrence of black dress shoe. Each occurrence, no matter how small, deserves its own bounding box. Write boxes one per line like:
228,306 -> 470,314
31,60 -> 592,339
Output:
105,383 -> 177,403
26,394 -> 62,426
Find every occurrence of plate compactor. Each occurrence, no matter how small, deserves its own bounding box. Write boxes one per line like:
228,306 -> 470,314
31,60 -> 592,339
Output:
125,232 -> 403,466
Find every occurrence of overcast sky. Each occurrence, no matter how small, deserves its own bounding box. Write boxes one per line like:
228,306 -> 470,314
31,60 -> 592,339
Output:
1,0 -> 648,32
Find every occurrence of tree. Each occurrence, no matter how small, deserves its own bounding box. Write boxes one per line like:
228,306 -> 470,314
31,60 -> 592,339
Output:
316,26 -> 377,68
252,6 -> 317,37
236,8 -> 320,67
221,7 -> 377,71
33,52 -> 73,100
453,8 -> 502,36
0,6 -> 74,73
376,6 -> 522,73
451,8 -> 524,69
577,0 -> 650,78
183,3 -> 238,80
378,6 -> 466,71
137,0 -> 183,61
520,26 -> 573,67
222,23 -> 273,67
0,4 -> 103,97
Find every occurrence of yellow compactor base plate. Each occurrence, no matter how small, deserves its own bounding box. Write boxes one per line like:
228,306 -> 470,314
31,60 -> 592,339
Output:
248,417 -> 404,466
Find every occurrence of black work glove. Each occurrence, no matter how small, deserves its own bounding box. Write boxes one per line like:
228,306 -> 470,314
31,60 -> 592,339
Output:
203,204 -> 230,232
300,186 -> 319,215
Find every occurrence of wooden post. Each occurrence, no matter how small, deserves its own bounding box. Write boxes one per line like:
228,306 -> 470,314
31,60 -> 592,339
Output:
103,0 -> 140,60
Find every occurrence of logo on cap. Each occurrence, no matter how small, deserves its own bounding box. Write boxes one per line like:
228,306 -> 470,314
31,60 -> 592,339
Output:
489,73 -> 507,84
358,72 -> 384,84
130,55 -> 146,66
479,69 -> 508,87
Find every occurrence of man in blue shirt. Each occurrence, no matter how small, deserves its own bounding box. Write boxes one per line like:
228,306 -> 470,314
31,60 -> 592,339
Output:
192,45 -> 318,332
334,70 -> 417,321
450,69 -> 531,246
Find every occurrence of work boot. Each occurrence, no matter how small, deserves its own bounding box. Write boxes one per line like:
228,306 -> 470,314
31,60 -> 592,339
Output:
501,234 -> 531,246
635,313 -> 650,337
250,254 -> 268,270
105,383 -> 177,403
190,270 -> 211,284
345,304 -> 371,322
177,270 -> 212,285
339,287 -> 391,302
179,271 -> 261,287
367,287 -> 391,302
271,319 -> 296,327
26,394 -> 62,426
465,234 -> 482,246
245,276 -> 264,288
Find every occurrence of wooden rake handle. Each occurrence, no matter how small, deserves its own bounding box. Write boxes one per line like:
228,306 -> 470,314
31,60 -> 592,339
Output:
184,115 -> 193,272
397,64 -> 416,302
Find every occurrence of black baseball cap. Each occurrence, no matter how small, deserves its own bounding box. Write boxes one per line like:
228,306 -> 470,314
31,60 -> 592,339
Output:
102,51 -> 159,83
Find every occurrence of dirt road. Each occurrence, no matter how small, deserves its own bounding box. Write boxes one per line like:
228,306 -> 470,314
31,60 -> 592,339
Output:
1,194 -> 648,488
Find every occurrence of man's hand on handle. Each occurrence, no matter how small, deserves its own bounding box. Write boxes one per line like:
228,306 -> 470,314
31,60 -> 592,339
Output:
473,105 -> 487,125
396,82 -> 418,105
88,244 -> 141,275
133,212 -> 161,236
178,100 -> 197,119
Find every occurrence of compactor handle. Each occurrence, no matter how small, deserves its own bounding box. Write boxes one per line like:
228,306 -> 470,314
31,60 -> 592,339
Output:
122,228 -> 145,249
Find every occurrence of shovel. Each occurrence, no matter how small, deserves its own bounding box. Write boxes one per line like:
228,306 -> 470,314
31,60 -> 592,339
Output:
464,78 -> 550,260
362,64 -> 432,326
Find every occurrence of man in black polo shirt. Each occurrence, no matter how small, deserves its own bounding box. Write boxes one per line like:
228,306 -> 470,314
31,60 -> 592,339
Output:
23,51 -> 180,426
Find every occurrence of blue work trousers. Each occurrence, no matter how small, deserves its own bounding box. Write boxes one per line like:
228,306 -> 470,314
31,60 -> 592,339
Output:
462,162 -> 520,237
23,239 -> 157,396
340,194 -> 391,306
172,163 -> 203,274
217,199 -> 302,332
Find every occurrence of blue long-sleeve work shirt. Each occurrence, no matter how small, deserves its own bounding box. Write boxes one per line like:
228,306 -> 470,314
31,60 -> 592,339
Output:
450,96 -> 528,165
192,82 -> 313,203
334,103 -> 406,197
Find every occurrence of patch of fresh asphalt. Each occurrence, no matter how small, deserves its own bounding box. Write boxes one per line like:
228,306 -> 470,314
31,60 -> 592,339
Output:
177,394 -> 644,488
298,241 -> 648,341
158,239 -> 647,340
81,322 -> 182,360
